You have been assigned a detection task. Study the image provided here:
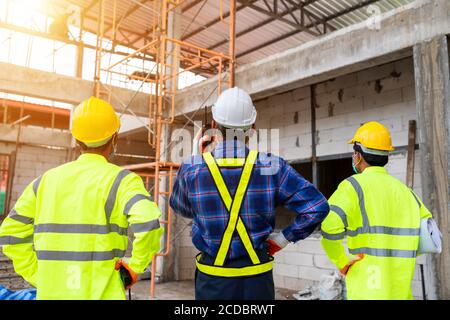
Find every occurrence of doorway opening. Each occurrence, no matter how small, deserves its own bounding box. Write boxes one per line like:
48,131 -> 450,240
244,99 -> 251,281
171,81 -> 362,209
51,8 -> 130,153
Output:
274,156 -> 354,230
317,157 -> 354,199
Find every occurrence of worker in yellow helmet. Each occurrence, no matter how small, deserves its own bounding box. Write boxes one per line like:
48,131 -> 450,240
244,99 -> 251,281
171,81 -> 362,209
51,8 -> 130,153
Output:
0,97 -> 163,300
320,121 -> 436,300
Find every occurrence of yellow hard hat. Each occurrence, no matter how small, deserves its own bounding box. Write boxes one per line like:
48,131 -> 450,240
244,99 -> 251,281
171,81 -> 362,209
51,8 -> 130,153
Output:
347,121 -> 394,151
71,96 -> 120,146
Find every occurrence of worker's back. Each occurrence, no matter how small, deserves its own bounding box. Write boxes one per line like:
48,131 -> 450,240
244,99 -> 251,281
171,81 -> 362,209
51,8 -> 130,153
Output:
171,140 -> 329,261
328,166 -> 430,299
31,153 -> 131,299
1,97 -> 163,300
0,152 -> 151,300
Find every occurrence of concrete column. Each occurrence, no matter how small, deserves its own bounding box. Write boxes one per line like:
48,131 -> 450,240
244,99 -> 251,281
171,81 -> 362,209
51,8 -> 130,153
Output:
413,35 -> 450,299
159,5 -> 182,283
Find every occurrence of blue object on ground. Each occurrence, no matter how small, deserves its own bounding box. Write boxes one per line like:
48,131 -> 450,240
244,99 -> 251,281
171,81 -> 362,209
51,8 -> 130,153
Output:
0,285 -> 36,300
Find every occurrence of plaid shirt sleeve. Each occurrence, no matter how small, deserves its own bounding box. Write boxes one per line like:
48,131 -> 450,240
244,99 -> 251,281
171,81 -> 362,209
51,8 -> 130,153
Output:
277,158 -> 330,243
169,162 -> 195,219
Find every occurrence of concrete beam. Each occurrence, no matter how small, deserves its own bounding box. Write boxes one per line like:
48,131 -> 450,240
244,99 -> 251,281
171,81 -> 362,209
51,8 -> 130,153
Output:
414,35 -> 450,300
0,62 -> 151,117
0,124 -> 72,148
175,0 -> 450,115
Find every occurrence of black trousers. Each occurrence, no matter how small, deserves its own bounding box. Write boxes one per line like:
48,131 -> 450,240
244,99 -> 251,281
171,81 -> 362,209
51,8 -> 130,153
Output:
195,250 -> 275,300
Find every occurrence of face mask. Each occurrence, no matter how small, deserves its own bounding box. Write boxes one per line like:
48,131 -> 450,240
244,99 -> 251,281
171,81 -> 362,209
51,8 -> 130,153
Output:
352,154 -> 360,174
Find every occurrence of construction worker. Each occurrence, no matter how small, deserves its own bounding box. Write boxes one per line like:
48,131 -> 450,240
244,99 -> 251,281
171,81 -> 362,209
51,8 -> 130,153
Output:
170,87 -> 329,300
320,121 -> 434,300
0,97 -> 163,300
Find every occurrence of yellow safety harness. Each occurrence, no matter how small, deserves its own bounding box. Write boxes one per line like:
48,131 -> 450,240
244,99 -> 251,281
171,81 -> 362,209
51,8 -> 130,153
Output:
195,150 -> 274,277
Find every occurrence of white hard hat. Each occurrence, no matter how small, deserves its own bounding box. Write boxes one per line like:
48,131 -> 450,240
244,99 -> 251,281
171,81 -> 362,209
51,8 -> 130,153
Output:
212,87 -> 257,129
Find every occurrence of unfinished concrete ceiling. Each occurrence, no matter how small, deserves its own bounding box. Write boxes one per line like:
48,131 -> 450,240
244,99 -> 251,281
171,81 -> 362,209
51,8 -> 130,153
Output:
47,0 -> 415,69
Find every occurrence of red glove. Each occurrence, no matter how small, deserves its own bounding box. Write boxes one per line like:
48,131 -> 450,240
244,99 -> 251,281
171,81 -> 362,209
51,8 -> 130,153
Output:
192,129 -> 214,155
115,260 -> 138,290
266,232 -> 290,257
267,239 -> 283,256
340,253 -> 364,276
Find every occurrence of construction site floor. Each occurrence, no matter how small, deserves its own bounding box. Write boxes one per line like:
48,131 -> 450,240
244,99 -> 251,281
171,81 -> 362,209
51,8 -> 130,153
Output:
131,280 -> 296,300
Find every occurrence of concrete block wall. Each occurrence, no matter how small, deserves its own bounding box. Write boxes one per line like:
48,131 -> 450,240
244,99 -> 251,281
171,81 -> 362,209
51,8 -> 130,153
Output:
174,57 -> 430,299
255,86 -> 312,160
254,57 -> 416,160
175,215 -> 198,281
0,142 -> 68,207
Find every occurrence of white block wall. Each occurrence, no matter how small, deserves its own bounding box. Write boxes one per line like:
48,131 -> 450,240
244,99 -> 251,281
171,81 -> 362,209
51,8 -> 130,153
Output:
175,215 -> 198,281
175,57 -> 431,299
255,58 -> 416,160
0,142 -> 68,207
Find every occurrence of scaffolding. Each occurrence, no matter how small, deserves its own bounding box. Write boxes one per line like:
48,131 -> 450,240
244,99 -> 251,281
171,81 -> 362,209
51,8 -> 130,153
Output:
93,0 -> 236,298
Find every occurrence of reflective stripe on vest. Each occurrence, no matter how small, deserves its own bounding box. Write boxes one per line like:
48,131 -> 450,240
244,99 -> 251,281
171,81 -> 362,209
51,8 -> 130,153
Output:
33,176 -> 42,195
215,158 -> 246,167
36,249 -> 126,261
8,209 -> 34,225
196,150 -> 274,277
33,169 -> 132,262
0,235 -> 33,245
346,176 -> 419,257
195,253 -> 273,278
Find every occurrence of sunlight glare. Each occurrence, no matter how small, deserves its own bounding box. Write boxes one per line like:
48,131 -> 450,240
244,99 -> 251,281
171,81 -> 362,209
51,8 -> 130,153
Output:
7,0 -> 46,27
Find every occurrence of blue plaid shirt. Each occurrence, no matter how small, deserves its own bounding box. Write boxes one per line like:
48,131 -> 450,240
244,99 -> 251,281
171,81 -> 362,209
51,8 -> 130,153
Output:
169,140 -> 329,260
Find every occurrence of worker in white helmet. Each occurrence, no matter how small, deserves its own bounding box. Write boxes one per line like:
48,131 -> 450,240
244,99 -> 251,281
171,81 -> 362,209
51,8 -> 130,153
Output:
170,87 -> 329,300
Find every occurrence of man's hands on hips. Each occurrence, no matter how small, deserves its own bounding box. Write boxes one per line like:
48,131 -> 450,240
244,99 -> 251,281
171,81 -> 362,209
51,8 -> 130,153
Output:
266,232 -> 290,256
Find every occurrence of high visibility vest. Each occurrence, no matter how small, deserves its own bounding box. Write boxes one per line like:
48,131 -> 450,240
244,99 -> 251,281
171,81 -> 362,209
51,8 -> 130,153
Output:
195,150 -> 274,277
320,166 -> 432,300
0,153 -> 163,300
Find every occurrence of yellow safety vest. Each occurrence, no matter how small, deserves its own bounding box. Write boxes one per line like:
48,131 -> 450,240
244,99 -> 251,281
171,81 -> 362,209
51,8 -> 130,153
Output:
195,150 -> 274,277
0,153 -> 164,300
320,166 -> 432,300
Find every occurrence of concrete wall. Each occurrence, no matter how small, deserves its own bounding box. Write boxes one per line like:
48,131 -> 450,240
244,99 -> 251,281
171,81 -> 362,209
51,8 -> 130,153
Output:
255,57 -> 416,161
0,142 -> 69,207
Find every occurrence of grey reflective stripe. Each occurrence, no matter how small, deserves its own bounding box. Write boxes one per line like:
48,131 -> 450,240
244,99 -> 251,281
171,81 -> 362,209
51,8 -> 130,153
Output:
33,176 -> 42,195
109,224 -> 128,235
321,231 -> 345,240
0,235 -> 33,245
36,249 -> 126,261
34,223 -> 127,236
131,219 -> 160,233
330,205 -> 348,228
346,177 -> 370,230
356,142 -> 389,156
349,247 -> 417,258
124,194 -> 152,215
368,226 -> 420,236
8,209 -> 34,224
410,190 -> 421,208
104,169 -> 132,221
346,226 -> 420,237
